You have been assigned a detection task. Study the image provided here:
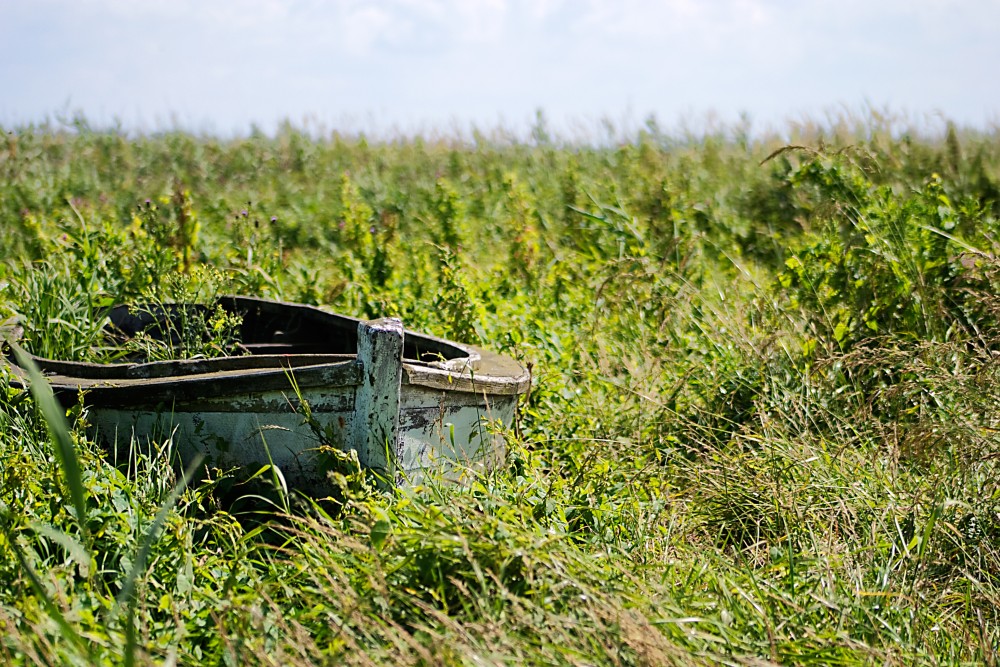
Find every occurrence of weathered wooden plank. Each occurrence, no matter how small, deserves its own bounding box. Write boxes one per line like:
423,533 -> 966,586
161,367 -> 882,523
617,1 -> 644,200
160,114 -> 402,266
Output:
353,318 -> 404,483
402,363 -> 529,395
3,296 -> 531,493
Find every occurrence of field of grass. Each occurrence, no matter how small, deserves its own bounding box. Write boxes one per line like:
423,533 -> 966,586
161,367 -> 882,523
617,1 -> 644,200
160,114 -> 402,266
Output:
1,112 -> 1000,665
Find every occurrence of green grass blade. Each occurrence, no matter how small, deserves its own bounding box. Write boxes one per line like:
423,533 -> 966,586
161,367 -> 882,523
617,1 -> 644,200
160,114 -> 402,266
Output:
0,519 -> 92,661
10,342 -> 92,554
116,452 -> 204,667
29,521 -> 91,579
258,424 -> 290,514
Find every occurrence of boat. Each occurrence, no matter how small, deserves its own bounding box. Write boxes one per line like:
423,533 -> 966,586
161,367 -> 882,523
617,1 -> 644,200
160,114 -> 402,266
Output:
1,296 -> 530,491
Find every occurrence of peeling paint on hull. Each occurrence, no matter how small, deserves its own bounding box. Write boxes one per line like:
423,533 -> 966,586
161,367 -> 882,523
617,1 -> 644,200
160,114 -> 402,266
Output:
88,388 -> 516,489
3,296 -> 530,492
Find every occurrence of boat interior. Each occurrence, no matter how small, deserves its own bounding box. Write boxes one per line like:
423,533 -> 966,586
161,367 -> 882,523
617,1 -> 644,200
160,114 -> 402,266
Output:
105,296 -> 468,365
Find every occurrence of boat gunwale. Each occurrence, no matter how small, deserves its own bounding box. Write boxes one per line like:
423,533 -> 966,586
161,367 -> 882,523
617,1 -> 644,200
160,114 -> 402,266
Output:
7,352 -> 529,397
1,296 -> 531,401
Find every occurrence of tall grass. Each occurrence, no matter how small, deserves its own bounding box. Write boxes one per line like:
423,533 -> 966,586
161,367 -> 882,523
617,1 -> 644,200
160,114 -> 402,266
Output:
1,112 -> 999,664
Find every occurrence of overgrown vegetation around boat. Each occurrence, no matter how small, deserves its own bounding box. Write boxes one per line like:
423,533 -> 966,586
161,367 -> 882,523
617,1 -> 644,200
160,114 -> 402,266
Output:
2,113 -> 1000,665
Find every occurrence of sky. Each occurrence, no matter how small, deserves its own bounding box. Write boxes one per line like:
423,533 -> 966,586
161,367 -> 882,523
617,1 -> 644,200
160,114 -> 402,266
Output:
1,0 -> 998,139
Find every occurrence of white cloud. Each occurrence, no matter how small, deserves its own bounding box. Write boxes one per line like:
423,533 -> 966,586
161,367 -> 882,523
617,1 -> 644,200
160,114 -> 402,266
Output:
339,5 -> 396,54
1,0 -> 997,134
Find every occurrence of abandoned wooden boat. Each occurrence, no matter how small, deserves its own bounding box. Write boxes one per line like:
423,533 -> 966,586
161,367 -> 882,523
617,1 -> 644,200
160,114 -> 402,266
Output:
2,296 -> 530,490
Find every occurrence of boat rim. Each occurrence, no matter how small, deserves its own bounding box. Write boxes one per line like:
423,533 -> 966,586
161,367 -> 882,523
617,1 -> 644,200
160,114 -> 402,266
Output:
1,296 -> 530,397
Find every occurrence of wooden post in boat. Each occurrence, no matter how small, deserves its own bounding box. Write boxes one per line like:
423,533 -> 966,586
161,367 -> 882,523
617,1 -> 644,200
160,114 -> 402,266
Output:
354,318 -> 404,485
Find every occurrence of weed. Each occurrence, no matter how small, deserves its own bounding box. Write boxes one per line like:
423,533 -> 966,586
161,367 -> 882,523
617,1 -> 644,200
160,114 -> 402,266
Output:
2,113 -> 1000,664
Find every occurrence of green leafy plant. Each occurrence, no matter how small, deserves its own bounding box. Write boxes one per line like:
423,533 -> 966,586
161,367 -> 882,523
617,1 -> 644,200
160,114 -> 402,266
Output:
776,155 -> 991,353
2,113 -> 1000,665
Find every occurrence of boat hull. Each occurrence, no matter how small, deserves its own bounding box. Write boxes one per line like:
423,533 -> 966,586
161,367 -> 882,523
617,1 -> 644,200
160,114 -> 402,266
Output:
2,296 -> 530,492
88,382 -> 516,489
